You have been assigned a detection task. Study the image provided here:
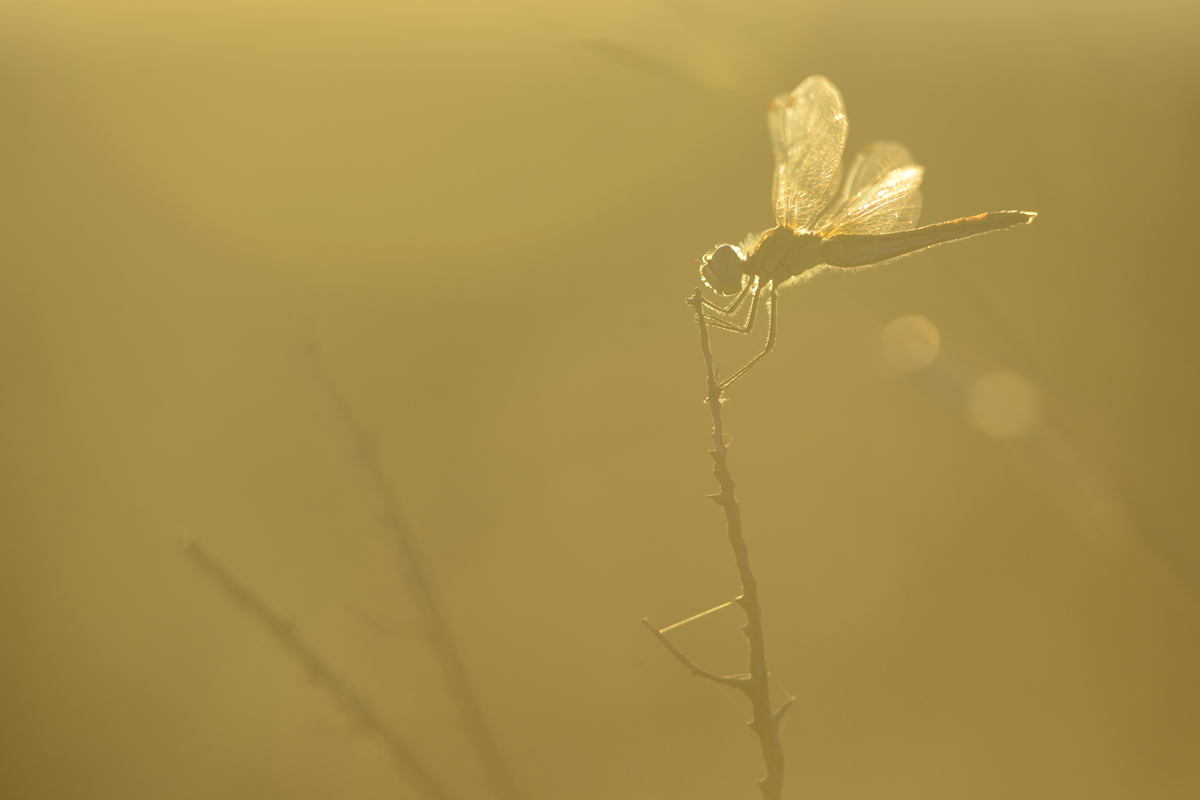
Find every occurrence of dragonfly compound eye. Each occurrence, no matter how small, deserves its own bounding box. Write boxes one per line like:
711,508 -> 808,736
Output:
701,244 -> 746,296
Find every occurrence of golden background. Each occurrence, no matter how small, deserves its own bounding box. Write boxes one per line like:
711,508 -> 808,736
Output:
2,1 -> 1198,798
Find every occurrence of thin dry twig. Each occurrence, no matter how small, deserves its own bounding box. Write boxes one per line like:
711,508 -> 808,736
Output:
306,347 -> 525,800
181,535 -> 455,800
647,290 -> 789,800
641,619 -> 750,688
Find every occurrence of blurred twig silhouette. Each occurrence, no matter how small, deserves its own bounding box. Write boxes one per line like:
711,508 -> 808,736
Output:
643,290 -> 792,800
305,347 -> 525,800
185,348 -> 524,800
181,535 -> 454,800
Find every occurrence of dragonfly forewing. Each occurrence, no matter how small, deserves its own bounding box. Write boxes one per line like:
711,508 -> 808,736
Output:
769,76 -> 847,230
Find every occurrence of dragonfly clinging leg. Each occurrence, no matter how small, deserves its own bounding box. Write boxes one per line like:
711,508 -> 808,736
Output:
695,75 -> 1036,391
712,280 -> 777,391
700,274 -> 756,318
701,278 -> 762,337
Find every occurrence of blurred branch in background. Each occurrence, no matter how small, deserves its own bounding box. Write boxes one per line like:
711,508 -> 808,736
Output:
180,535 -> 454,800
184,345 -> 525,800
305,346 -> 526,800
516,0 -> 779,96
644,290 -> 791,800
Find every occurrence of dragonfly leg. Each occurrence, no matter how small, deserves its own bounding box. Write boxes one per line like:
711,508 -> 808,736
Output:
718,282 -> 777,390
702,279 -> 761,334
700,278 -> 754,317
706,317 -> 753,334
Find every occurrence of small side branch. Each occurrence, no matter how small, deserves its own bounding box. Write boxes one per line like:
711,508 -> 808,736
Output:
642,619 -> 750,689
181,535 -> 455,800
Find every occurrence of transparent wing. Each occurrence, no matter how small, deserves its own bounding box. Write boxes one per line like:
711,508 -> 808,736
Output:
819,153 -> 925,237
769,76 -> 847,231
845,142 -> 917,201
814,141 -> 915,228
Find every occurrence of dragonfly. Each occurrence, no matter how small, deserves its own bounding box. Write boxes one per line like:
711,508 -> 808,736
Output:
699,75 -> 1036,390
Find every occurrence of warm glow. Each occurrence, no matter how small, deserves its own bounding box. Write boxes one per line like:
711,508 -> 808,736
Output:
881,314 -> 940,373
968,371 -> 1042,440
3,2 -> 1198,800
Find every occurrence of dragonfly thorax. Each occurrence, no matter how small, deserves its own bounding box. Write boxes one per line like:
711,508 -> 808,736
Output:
744,226 -> 824,282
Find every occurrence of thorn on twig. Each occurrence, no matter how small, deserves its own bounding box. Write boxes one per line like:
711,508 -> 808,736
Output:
773,697 -> 796,723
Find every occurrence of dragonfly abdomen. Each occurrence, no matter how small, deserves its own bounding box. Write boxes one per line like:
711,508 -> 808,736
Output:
819,211 -> 1036,269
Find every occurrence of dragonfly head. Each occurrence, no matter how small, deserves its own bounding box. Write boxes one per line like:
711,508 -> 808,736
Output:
701,244 -> 746,296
